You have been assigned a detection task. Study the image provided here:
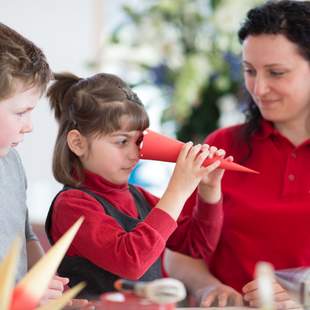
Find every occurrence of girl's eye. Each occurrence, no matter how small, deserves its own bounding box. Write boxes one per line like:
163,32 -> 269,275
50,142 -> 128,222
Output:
117,139 -> 128,145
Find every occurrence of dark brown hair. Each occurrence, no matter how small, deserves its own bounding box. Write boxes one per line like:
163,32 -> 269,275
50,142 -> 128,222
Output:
0,23 -> 52,100
47,72 -> 149,187
237,0 -> 310,159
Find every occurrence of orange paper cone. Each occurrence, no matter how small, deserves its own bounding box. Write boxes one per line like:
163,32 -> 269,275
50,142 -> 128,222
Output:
0,238 -> 21,310
36,282 -> 86,310
140,129 -> 259,174
11,217 -> 83,310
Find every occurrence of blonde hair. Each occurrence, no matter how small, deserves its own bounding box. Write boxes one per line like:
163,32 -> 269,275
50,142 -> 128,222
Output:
0,23 -> 52,100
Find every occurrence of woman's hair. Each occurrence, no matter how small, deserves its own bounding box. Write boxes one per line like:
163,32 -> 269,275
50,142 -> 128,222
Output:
47,72 -> 149,187
237,0 -> 310,142
0,23 -> 52,100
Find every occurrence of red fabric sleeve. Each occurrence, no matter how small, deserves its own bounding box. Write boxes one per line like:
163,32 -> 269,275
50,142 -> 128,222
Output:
138,186 -> 223,261
51,189 -> 176,280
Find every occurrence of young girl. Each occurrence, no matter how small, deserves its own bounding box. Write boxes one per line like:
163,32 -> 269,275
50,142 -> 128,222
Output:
45,72 -> 229,299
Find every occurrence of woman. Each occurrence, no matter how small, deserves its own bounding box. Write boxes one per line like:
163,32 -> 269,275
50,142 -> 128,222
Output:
165,1 -> 310,308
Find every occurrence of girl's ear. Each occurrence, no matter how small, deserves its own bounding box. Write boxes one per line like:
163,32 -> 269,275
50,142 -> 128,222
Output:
67,129 -> 88,157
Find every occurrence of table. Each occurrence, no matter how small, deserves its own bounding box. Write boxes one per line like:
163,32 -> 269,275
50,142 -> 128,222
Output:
177,308 -> 251,309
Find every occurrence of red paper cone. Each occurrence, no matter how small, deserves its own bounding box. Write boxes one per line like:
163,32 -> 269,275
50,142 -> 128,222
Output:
140,129 -> 259,174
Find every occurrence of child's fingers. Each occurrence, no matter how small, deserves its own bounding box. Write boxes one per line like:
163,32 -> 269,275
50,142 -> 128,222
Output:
187,144 -> 202,161
178,141 -> 193,162
201,159 -> 221,175
196,146 -> 228,169
53,275 -> 70,285
201,144 -> 210,151
225,155 -> 234,162
215,148 -> 226,158
195,147 -> 211,167
209,146 -> 218,158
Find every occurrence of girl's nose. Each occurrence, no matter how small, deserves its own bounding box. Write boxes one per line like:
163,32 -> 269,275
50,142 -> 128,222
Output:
129,144 -> 140,161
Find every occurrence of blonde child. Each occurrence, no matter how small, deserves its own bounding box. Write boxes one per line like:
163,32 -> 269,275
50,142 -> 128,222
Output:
0,22 -> 73,305
45,72 -> 230,299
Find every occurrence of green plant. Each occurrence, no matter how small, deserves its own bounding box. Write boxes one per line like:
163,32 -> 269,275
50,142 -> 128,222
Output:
110,0 -> 263,141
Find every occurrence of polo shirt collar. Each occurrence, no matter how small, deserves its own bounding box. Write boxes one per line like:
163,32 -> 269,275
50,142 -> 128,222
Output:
254,119 -> 310,147
253,119 -> 277,141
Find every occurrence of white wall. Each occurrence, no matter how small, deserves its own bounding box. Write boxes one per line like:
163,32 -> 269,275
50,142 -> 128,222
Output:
0,0 -> 127,222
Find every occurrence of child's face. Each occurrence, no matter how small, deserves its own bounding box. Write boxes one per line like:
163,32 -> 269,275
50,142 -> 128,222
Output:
0,82 -> 41,157
81,129 -> 143,185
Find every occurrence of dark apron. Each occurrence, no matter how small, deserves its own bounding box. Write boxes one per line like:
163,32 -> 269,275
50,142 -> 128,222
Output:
45,184 -> 162,299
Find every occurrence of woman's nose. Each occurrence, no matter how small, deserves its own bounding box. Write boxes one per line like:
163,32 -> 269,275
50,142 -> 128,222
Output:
253,75 -> 270,97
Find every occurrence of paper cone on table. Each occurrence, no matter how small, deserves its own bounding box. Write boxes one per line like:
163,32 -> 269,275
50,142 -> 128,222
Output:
11,217 -> 84,310
140,129 -> 259,174
36,282 -> 86,310
0,238 -> 21,310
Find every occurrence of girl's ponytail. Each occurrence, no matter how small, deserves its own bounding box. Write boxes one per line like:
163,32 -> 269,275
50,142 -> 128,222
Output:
47,72 -> 80,121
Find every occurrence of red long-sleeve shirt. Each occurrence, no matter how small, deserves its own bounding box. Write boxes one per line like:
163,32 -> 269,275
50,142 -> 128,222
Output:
50,170 -> 223,280
199,120 -> 310,292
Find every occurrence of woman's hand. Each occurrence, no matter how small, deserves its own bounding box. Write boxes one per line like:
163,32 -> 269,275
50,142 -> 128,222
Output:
243,279 -> 302,309
197,282 -> 243,307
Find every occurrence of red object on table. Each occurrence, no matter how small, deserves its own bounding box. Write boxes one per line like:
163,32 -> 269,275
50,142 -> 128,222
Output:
98,292 -> 175,310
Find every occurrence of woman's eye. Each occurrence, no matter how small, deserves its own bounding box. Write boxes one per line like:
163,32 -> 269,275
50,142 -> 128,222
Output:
243,68 -> 256,76
270,71 -> 285,77
16,111 -> 26,117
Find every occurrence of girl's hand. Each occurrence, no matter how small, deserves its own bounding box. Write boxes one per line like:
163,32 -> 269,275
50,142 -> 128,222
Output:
243,279 -> 302,309
167,142 -> 222,203
198,145 -> 233,204
158,142 -> 225,220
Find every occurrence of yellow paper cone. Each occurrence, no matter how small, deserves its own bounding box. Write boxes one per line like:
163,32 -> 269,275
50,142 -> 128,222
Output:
0,238 -> 21,310
11,217 -> 84,310
36,282 -> 86,310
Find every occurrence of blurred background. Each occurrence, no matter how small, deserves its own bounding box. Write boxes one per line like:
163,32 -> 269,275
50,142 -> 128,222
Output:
1,0 -> 263,225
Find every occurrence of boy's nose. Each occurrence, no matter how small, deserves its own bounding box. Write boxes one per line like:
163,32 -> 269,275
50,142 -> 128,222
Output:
21,118 -> 33,133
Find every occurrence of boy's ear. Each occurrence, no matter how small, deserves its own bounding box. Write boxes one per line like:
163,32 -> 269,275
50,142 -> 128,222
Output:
67,130 -> 88,157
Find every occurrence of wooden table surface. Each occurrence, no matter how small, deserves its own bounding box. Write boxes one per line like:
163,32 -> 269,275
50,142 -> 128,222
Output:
177,307 -> 253,310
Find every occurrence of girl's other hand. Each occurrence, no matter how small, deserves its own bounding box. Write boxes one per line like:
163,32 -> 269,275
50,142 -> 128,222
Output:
243,279 -> 302,309
198,145 -> 233,204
